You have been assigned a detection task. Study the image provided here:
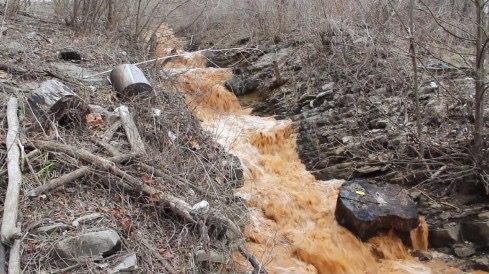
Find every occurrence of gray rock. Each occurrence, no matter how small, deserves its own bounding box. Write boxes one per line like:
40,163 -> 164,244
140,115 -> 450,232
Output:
55,229 -> 121,259
50,62 -> 105,85
472,256 -> 489,271
429,223 -> 461,248
6,41 -> 27,53
72,213 -> 103,227
195,250 -> 227,264
453,243 -> 476,258
478,211 -> 489,220
224,76 -> 259,96
34,224 -> 70,235
335,180 -> 419,240
463,221 -> 489,246
109,254 -> 138,273
251,48 -> 291,71
321,82 -> 335,91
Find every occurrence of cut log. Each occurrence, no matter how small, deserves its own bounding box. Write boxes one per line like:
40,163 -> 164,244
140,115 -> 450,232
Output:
1,98 -> 22,244
335,180 -> 419,241
117,105 -> 146,154
28,79 -> 90,128
109,64 -> 152,98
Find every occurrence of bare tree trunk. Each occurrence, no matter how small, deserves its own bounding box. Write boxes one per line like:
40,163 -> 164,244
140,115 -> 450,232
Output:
474,0 -> 486,153
409,0 -> 423,156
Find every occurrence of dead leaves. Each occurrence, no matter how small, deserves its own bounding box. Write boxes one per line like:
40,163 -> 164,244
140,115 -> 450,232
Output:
86,113 -> 104,129
101,207 -> 134,235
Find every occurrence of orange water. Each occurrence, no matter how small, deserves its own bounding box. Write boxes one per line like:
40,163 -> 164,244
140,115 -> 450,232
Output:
158,45 -> 475,273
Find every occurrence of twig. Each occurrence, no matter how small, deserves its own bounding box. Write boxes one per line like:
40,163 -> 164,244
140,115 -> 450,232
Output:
19,139 -> 42,186
102,120 -> 121,143
139,235 -> 177,274
1,98 -> 22,244
82,47 -> 260,79
238,245 -> 268,274
48,263 -> 81,274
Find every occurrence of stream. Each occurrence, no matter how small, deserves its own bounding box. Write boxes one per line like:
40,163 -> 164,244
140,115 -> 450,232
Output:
162,50 -> 478,274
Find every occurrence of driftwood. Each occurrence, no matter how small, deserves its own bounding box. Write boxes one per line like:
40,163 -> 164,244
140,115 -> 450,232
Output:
117,106 -> 146,154
28,153 -> 139,198
8,223 -> 21,274
238,245 -> 267,274
28,79 -> 90,128
1,98 -> 22,243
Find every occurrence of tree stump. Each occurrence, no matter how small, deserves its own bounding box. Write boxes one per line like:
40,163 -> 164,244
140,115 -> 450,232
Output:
28,79 -> 89,128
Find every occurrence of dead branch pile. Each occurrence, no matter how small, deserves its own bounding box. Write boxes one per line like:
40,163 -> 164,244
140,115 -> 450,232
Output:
0,73 -> 256,273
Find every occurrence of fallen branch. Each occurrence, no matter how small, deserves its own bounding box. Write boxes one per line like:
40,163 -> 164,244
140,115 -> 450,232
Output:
7,223 -> 21,274
117,106 -> 146,154
1,98 -> 22,244
28,153 -> 139,198
27,167 -> 89,198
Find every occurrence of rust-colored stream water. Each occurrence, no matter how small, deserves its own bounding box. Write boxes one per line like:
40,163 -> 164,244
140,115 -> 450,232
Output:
159,49 -> 477,273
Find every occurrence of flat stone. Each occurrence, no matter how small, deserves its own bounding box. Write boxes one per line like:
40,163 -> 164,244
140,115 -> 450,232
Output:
55,229 -> 121,259
109,254 -> 138,273
463,221 -> 489,246
34,224 -> 70,235
50,62 -> 105,85
72,213 -> 103,227
335,180 -> 419,240
195,250 -> 227,264
429,223 -> 461,248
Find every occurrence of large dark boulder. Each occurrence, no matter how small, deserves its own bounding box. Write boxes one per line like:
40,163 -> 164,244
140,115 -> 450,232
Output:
335,180 -> 419,240
224,75 -> 259,96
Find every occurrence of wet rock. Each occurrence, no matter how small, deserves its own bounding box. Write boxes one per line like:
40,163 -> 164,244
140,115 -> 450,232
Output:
410,250 -> 432,261
335,180 -> 419,240
472,256 -> 489,271
462,221 -> 489,246
429,223 -> 461,248
109,254 -> 138,273
34,224 -> 70,235
72,213 -> 103,227
55,229 -> 121,259
224,75 -> 259,96
453,243 -> 476,258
